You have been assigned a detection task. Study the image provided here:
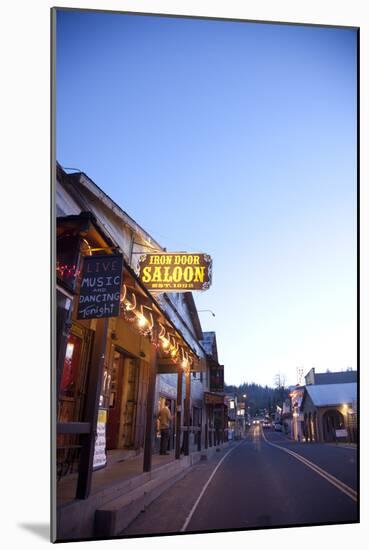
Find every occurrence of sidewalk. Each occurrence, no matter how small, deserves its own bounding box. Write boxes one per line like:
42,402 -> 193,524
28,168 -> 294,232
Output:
57,441 -> 229,540
327,442 -> 357,450
57,449 -> 173,505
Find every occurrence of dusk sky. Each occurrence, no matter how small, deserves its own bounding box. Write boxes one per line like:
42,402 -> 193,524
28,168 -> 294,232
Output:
56,10 -> 357,387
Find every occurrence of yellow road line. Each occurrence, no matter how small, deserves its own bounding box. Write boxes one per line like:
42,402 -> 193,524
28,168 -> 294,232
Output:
261,430 -> 357,502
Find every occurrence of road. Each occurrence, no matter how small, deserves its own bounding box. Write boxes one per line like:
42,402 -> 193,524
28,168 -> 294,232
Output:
122,425 -> 358,536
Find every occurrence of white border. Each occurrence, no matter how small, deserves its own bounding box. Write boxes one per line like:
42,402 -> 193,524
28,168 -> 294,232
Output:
1,1 -> 366,548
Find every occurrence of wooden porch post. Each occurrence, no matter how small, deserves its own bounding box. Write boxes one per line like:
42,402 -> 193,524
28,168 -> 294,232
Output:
197,422 -> 202,452
204,405 -> 208,449
222,405 -> 226,443
184,371 -> 191,456
143,334 -> 158,472
76,318 -> 108,499
175,367 -> 183,459
209,406 -> 213,447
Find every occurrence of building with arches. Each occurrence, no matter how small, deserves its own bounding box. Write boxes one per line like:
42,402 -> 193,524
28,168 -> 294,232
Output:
300,368 -> 357,443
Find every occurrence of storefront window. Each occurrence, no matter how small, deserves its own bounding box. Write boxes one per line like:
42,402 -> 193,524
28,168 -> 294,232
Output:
99,365 -> 112,408
60,333 -> 82,399
56,290 -> 72,364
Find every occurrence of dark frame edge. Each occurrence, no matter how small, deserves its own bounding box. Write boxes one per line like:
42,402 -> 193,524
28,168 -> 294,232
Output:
50,6 -> 57,544
51,5 -> 359,31
356,26 -> 360,523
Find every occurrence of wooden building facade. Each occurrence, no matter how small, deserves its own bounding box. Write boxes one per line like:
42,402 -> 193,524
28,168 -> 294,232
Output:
55,163 -> 226,502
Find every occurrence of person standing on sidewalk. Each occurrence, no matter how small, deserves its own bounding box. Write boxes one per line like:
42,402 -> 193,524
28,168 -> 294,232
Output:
158,400 -> 172,455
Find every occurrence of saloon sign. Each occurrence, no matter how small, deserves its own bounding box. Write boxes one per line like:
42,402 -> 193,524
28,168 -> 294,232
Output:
137,253 -> 212,291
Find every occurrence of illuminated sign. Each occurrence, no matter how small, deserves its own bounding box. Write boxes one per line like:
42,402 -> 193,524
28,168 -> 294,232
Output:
137,253 -> 212,291
204,392 -> 226,405
77,254 -> 123,319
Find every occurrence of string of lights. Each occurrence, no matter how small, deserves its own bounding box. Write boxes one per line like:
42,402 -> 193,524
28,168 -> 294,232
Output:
56,241 -> 197,371
120,284 -> 194,370
56,262 -> 81,278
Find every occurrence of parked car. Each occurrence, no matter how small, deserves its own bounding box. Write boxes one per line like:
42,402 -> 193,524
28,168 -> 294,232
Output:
274,423 -> 283,432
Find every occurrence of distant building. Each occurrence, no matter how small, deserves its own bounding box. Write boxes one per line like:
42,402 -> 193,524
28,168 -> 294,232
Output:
301,369 -> 357,443
305,367 -> 357,386
200,331 -> 228,446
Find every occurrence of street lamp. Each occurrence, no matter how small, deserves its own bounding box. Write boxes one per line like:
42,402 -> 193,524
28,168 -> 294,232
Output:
198,310 -> 216,317
242,394 -> 247,436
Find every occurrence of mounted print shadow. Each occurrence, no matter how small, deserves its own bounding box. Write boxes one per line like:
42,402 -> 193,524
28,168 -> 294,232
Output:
51,7 -> 359,543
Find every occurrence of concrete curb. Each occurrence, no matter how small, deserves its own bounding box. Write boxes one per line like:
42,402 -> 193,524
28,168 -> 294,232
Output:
95,443 -> 230,537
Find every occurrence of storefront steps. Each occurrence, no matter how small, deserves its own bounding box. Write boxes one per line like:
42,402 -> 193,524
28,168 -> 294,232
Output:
95,465 -> 188,537
57,443 -> 229,541
95,443 -> 229,538
106,448 -> 140,466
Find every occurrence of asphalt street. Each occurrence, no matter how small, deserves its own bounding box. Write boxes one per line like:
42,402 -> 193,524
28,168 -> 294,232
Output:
122,425 -> 358,537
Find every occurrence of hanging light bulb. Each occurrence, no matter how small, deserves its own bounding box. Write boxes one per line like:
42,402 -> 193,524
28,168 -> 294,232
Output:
166,335 -> 177,358
120,284 -> 127,304
120,286 -> 138,323
121,287 -> 136,311
181,348 -> 189,369
158,323 -> 170,351
137,312 -> 148,328
161,337 -> 170,350
169,338 -> 179,359
135,305 -> 154,334
81,238 -> 92,256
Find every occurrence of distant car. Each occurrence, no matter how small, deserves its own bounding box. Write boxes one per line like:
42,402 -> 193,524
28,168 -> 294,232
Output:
274,423 -> 283,432
252,420 -> 260,425
263,421 -> 271,429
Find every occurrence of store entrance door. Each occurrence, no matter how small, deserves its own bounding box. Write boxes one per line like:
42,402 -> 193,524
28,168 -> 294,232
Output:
120,357 -> 139,448
106,351 -> 124,450
106,351 -> 139,450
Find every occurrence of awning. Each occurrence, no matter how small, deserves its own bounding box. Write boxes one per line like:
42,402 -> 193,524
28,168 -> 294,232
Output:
56,211 -> 202,364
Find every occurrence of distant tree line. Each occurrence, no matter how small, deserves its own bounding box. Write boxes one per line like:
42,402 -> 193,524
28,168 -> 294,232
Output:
224,379 -> 289,417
